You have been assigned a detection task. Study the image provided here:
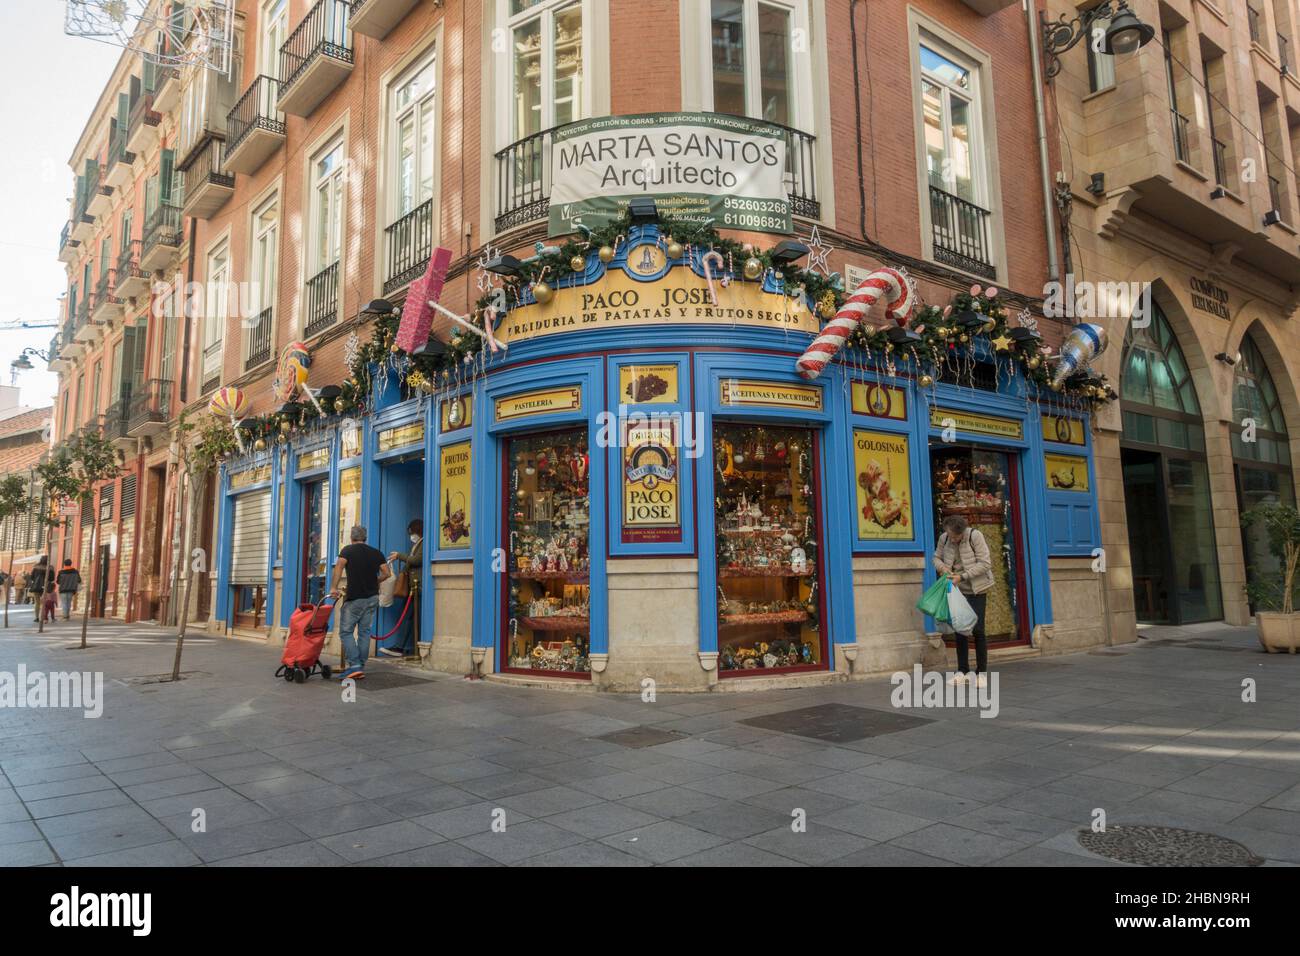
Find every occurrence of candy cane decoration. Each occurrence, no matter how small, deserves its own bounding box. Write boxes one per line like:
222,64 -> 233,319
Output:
701,250 -> 725,305
794,267 -> 915,380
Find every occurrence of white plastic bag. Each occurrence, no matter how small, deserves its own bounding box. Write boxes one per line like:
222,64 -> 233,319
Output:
378,562 -> 397,608
942,582 -> 978,635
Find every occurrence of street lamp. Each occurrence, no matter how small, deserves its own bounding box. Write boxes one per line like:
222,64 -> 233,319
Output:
9,347 -> 51,385
1042,1 -> 1155,79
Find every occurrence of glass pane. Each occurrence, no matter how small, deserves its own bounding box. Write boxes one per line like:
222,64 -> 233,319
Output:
1122,348 -> 1150,404
715,423 -> 823,672
337,468 -> 362,556
757,2 -> 791,125
513,19 -> 542,139
553,4 -> 583,126
419,102 -> 435,203
396,114 -> 415,214
948,95 -> 974,200
711,0 -> 747,116
1165,458 -> 1222,621
505,428 -> 591,674
921,44 -> 970,89
922,79 -> 946,189
303,479 -> 331,605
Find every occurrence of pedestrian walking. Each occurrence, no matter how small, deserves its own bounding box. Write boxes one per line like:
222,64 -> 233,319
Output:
379,518 -> 423,660
56,559 -> 81,620
42,581 -> 58,624
28,557 -> 49,622
328,525 -> 390,681
14,572 -> 25,604
933,514 -> 993,687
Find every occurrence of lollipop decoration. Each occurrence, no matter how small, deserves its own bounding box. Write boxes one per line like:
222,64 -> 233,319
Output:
208,385 -> 249,454
795,267 -> 915,380
396,245 -> 453,354
1050,323 -> 1109,389
274,341 -> 323,415
701,250 -> 725,306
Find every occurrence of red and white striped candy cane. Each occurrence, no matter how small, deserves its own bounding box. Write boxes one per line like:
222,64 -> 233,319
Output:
795,268 -> 915,380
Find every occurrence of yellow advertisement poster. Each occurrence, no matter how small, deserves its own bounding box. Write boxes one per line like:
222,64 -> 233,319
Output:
1045,453 -> 1089,492
495,386 -> 582,422
619,364 -> 679,404
854,429 -> 913,541
438,442 -> 472,549
377,421 -> 425,452
720,379 -> 822,411
622,420 -> 681,543
930,407 -> 1024,440
1042,414 -> 1085,446
852,382 -> 907,420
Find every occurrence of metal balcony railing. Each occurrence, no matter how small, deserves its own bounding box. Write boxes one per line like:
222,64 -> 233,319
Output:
1248,5 -> 1262,44
59,222 -> 73,254
279,0 -> 354,96
245,307 -> 273,371
127,379 -> 172,434
74,296 -> 92,333
1279,33 -> 1290,72
179,136 -> 234,194
74,164 -> 99,224
117,239 -> 143,283
928,184 -> 995,280
1212,137 -> 1227,186
108,120 -> 133,169
493,115 -> 820,232
1268,174 -> 1282,214
304,261 -> 339,337
1171,109 -> 1190,163
142,203 -> 182,259
228,75 -> 286,155
383,198 -> 433,293
103,399 -> 132,441
94,267 -> 118,307
128,88 -> 160,140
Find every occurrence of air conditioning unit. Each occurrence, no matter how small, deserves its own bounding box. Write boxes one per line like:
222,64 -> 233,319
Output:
1263,209 -> 1283,227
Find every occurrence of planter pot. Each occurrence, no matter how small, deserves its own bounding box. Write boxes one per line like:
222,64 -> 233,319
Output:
1256,611 -> 1300,653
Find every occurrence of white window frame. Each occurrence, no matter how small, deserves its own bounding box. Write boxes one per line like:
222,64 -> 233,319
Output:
907,13 -> 1006,283
259,0 -> 288,79
919,39 -> 988,209
245,191 -> 278,367
497,0 -> 593,147
387,47 -> 439,225
309,136 -> 345,278
201,237 -> 230,392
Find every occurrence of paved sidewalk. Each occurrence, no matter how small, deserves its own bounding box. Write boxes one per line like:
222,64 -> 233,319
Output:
1,617 -> 1298,866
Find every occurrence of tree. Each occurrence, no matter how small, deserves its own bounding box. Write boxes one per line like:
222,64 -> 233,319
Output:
1242,503 -> 1300,615
169,409 -> 237,681
0,473 -> 29,628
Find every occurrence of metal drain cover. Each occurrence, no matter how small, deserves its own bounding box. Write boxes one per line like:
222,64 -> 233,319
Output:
1078,825 -> 1263,867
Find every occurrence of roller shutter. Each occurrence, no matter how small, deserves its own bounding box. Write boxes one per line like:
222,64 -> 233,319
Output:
229,490 -> 271,584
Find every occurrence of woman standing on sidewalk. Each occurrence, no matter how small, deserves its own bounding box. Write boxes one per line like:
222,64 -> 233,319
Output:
933,514 -> 993,687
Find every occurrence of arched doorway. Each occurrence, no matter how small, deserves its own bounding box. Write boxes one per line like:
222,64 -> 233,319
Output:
1232,332 -> 1295,613
1119,304 -> 1223,623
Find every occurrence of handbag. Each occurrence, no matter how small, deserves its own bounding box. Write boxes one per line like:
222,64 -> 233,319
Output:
392,561 -> 411,599
378,562 -> 397,608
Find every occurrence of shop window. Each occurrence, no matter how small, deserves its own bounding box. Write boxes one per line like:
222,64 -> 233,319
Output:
233,585 -> 266,628
504,427 -> 591,676
302,478 -> 331,605
337,467 -> 362,551
714,422 -> 823,673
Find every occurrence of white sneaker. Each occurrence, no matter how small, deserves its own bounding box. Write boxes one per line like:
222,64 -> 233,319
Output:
974,673 -> 988,689
946,672 -> 969,686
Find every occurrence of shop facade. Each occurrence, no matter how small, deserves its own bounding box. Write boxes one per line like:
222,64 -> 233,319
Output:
213,225 -> 1107,690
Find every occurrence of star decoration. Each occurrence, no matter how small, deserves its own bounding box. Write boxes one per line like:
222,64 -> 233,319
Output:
474,243 -> 504,293
803,225 -> 833,276
991,332 -> 1013,352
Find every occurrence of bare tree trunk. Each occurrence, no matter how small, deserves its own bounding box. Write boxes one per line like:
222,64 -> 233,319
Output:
171,468 -> 205,681
80,516 -> 98,650
166,464 -> 187,629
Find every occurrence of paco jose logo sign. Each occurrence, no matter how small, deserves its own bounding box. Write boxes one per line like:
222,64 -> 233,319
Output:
622,420 -> 681,543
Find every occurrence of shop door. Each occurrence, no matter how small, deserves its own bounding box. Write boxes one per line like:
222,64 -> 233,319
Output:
97,544 -> 111,617
502,427 -> 592,677
713,422 -> 826,674
1122,449 -> 1172,623
377,455 -> 423,645
301,479 -> 331,606
929,445 -> 1030,644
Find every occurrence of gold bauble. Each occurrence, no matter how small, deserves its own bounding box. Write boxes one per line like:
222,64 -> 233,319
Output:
817,290 -> 838,319
254,438 -> 267,452
569,255 -> 585,272
598,245 -> 615,263
1027,355 -> 1042,369
919,374 -> 934,388
279,419 -> 292,435
743,256 -> 763,280
666,239 -> 684,259
334,398 -> 346,414
1050,380 -> 1063,391
390,342 -> 401,353
532,281 -> 554,304
959,334 -> 970,343
982,319 -> 996,333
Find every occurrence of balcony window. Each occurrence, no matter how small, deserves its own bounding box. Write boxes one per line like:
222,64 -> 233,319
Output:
385,48 -> 438,291
260,0 -> 289,78
202,240 -> 229,394
246,195 -> 278,370
311,139 -> 344,277
504,0 -> 586,144
709,0 -> 804,128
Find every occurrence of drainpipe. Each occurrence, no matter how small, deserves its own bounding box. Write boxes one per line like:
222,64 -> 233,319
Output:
1027,0 -> 1061,282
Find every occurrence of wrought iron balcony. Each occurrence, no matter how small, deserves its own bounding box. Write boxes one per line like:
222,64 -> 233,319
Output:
244,307 -> 273,371
179,136 -> 234,219
103,399 -> 134,447
383,199 -> 433,293
278,0 -> 354,117
226,75 -> 286,175
116,239 -> 148,300
152,61 -> 180,113
493,115 -> 820,233
106,120 -> 135,189
141,202 -> 183,272
58,222 -> 80,264
1268,175 -> 1282,216
59,318 -> 86,361
928,184 -> 996,280
127,87 -> 162,155
1171,109 -> 1190,164
92,268 -> 123,324
127,379 -> 173,437
72,297 -> 95,343
1211,137 -> 1227,187
1279,33 -> 1291,73
350,0 -> 420,39
87,172 -> 113,219
1248,5 -> 1262,44
304,260 -> 339,337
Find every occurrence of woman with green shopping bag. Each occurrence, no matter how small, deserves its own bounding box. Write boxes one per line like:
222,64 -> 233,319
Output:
932,514 -> 993,686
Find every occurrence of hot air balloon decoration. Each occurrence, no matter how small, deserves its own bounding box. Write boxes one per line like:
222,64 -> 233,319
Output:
274,341 -> 324,415
208,386 -> 249,454
1050,323 -> 1109,390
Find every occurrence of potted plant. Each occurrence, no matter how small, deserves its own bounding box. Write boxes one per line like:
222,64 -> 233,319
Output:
1242,502 -> 1300,653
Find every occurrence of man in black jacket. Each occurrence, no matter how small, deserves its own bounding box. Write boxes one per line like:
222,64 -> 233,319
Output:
28,557 -> 49,623
56,560 -> 82,621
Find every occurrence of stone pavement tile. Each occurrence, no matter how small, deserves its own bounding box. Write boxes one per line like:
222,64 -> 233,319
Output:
0,820 -> 43,845
380,785 -> 480,819
105,760 -> 207,787
413,801 -> 534,840
665,841 -> 806,867
457,820 -> 585,864
0,802 -> 30,825
887,822 -> 1030,865
383,748 -> 472,771
591,748 -> 678,772
342,770 -> 442,800
1116,789 -> 1256,824
609,790 -> 723,825
123,772 -> 222,802
181,818 -> 314,863
513,840 -> 652,866
258,783 -> 361,815
209,762 -> 303,786
924,772 -> 1023,803
975,760 -> 1071,788
458,770 -> 558,801
0,840 -> 58,866
1264,785 -> 1300,813
36,803 -> 156,838
1007,744 -> 1115,773
906,742 -> 1025,772
1167,763 -> 1296,804
157,801 -> 274,837
743,822 -> 871,865
682,772 -> 785,801
486,748 -> 575,771
640,737 -> 727,759
500,785 -> 606,818
800,771 -> 908,803
3,761 -> 100,787
999,786 -> 1126,826
294,801 -> 401,838
64,840 -> 203,867
990,845 -> 1124,866
572,771 -> 670,801
632,758 -> 727,786
230,772 -> 336,801
856,759 -> 954,788
1232,808 -> 1300,838
139,786 -> 251,819
44,819 -> 175,860
15,773 -> 117,802
318,820 -> 445,863
1212,823 -> 1300,863
190,750 -> 285,773
675,801 -> 791,841
798,747 -> 885,772
421,758 -> 513,785
872,785 -> 986,822
1042,773 -> 1156,804
211,841 -> 349,867
545,802 -> 663,839
956,804 -> 1078,843
599,820 -> 728,864
740,785 -> 857,817
358,842 -> 502,866
80,741 -> 168,764
1,751 -> 89,775
828,843 -> 955,867
530,757 -> 634,784
818,804 -> 932,842
1080,753 -> 1216,787
24,787 -> 131,820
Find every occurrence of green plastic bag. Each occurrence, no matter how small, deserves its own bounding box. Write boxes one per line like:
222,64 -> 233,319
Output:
917,574 -> 952,622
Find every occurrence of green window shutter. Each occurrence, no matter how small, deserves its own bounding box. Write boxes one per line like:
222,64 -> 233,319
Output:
143,58 -> 157,92
131,319 -> 148,392
74,173 -> 86,210
145,174 -> 159,218
160,148 -> 175,205
129,75 -> 142,107
117,92 -> 129,129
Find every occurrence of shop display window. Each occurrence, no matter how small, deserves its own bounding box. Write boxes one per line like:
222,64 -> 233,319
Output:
714,422 -> 823,673
504,428 -> 592,676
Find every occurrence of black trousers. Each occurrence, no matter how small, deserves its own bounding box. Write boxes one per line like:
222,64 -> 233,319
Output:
954,591 -> 988,674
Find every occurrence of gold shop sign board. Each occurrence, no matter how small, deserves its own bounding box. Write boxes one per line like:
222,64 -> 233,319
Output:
851,382 -> 907,420
378,421 -> 425,453
930,407 -> 1023,440
495,386 -> 582,422
1042,414 -> 1085,446
229,464 -> 272,490
296,448 -> 330,472
440,394 -> 472,432
720,379 -> 822,412
495,266 -> 819,345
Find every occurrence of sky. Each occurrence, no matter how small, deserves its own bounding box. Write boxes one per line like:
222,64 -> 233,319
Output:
0,2 -> 121,410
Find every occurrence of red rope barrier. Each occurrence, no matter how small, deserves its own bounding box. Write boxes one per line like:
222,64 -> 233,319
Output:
372,593 -> 414,643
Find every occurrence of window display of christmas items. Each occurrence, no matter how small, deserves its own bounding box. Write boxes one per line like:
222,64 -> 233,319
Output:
714,423 -> 822,672
505,428 -> 592,675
